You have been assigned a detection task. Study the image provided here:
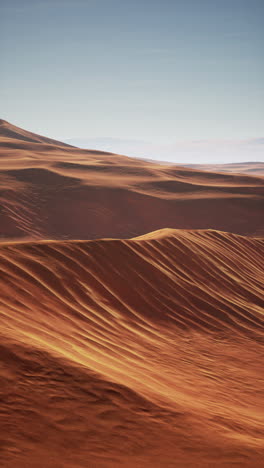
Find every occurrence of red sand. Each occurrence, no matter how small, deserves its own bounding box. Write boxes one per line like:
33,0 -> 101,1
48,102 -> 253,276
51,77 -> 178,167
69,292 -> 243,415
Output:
1,229 -> 264,467
0,121 -> 264,467
1,119 -> 264,240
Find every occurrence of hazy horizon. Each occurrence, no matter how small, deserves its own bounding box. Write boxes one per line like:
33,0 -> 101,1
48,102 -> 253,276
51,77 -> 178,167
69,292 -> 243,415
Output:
63,135 -> 264,164
1,0 -> 264,162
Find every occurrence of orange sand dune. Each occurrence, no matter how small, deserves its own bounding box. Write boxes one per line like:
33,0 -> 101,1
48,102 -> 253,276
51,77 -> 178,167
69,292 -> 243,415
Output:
1,120 -> 264,240
0,119 -> 74,148
1,229 -> 264,467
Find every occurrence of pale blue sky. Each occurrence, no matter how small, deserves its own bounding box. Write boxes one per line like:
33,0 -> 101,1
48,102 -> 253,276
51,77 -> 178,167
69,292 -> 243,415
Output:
1,0 -> 264,149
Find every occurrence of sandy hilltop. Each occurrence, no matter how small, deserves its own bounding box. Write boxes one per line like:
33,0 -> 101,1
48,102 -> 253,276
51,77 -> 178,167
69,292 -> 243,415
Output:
0,120 -> 264,468
0,119 -> 264,241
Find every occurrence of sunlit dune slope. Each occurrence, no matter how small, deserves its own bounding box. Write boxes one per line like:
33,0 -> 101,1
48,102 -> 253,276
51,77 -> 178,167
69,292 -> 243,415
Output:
1,120 -> 264,240
1,229 -> 264,467
0,119 -> 74,148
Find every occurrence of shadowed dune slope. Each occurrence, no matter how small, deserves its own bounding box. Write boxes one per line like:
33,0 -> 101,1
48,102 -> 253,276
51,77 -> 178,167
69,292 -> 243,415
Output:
1,120 -> 264,240
1,229 -> 264,467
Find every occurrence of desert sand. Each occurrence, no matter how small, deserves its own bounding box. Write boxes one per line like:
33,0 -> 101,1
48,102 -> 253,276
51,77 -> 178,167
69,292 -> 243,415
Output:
1,119 -> 264,240
0,121 -> 264,467
1,229 -> 264,467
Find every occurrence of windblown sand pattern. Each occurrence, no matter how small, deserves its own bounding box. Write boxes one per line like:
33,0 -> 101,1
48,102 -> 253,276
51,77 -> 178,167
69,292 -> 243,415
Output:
1,229 -> 263,467
1,119 -> 264,240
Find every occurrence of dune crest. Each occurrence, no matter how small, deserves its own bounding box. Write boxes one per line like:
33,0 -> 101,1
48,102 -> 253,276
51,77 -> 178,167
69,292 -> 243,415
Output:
0,119 -> 74,148
1,120 -> 264,241
1,228 -> 263,467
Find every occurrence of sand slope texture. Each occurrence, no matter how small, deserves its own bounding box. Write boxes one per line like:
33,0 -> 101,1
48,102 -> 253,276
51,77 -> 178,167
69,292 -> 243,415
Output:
1,229 -> 264,467
1,119 -> 264,241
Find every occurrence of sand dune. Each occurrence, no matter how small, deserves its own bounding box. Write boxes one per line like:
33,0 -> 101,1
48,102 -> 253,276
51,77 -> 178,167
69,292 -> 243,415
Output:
0,119 -> 74,148
1,229 -> 264,467
1,121 -> 263,466
1,120 -> 264,241
184,162 -> 264,176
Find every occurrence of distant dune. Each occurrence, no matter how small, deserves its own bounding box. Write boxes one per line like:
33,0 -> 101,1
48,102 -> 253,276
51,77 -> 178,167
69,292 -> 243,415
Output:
184,162 -> 264,176
1,229 -> 263,467
1,120 -> 264,241
64,137 -> 264,172
1,121 -> 264,467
